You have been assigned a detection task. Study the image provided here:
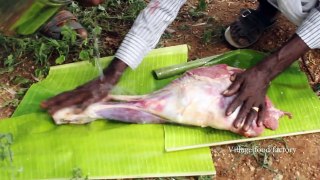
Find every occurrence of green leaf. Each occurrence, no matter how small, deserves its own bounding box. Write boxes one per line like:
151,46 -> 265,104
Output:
197,0 -> 207,12
12,76 -> 31,85
4,54 -> 14,67
202,29 -> 213,44
34,68 -> 47,79
61,26 -> 77,45
55,55 -> 66,65
93,26 -> 102,36
97,4 -> 106,11
16,88 -> 28,97
47,39 -> 61,47
79,50 -> 90,61
36,43 -> 49,65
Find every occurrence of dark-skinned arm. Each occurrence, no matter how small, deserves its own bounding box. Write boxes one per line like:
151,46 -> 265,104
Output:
223,34 -> 310,131
41,0 -> 187,115
41,58 -> 128,115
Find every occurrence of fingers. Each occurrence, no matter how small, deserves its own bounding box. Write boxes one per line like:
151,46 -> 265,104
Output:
41,88 -> 87,109
230,73 -> 236,82
257,104 -> 266,127
223,75 -> 242,97
41,91 -> 74,109
232,100 -> 253,128
242,104 -> 259,131
231,100 -> 266,132
226,95 -> 243,116
42,78 -> 102,108
47,91 -> 92,115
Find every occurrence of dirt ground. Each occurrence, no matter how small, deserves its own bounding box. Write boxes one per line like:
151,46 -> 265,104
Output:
1,0 -> 320,179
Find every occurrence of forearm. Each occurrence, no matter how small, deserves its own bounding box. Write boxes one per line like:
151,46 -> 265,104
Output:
256,34 -> 310,81
256,6 -> 320,81
115,0 -> 186,69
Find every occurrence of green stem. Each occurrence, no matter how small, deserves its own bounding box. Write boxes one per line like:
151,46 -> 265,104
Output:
153,51 -> 236,80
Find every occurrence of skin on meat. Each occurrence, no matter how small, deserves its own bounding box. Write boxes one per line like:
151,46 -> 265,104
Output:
52,64 -> 290,137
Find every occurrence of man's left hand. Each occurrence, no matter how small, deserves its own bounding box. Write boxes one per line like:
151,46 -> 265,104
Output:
223,66 -> 270,131
222,34 -> 310,132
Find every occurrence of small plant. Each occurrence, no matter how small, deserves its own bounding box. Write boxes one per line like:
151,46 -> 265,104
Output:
202,29 -> 213,44
178,24 -> 190,31
0,133 -> 14,163
201,20 -> 225,45
198,175 -> 215,180
189,0 -> 208,19
235,142 -> 277,172
162,32 -> 174,39
197,0 -> 208,12
71,167 -> 88,180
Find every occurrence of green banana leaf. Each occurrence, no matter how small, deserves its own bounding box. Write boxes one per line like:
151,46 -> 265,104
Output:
0,45 -> 215,179
164,49 -> 320,151
0,113 -> 214,179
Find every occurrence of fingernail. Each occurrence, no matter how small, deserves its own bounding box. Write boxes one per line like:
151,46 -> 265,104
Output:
243,125 -> 249,131
223,90 -> 229,95
235,122 -> 240,128
230,75 -> 235,81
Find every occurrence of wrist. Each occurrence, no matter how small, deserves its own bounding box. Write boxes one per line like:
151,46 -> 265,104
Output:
103,58 -> 127,76
102,58 -> 128,84
256,34 -> 310,81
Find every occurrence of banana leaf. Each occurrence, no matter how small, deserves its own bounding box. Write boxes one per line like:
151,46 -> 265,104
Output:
0,45 -> 215,179
0,113 -> 214,179
164,49 -> 320,151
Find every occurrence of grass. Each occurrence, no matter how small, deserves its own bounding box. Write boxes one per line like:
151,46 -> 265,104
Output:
1,0 -> 145,114
232,139 -> 292,174
242,142 -> 274,168
0,0 -> 146,79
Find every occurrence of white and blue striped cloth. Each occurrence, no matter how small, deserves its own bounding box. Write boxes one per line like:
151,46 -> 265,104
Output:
115,0 -> 320,69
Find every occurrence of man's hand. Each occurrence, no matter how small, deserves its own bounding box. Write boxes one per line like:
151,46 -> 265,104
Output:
223,67 -> 270,131
222,34 -> 310,131
41,58 -> 128,115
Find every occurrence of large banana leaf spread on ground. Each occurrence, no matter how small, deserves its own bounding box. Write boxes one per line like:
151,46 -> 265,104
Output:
0,45 -> 215,179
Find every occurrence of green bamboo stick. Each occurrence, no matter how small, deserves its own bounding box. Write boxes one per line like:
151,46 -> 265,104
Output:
153,51 -> 236,79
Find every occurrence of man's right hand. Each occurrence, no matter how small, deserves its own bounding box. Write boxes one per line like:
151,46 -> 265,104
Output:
41,58 -> 128,115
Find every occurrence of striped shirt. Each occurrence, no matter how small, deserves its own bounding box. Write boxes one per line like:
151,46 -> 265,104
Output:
297,7 -> 320,49
115,0 -> 320,69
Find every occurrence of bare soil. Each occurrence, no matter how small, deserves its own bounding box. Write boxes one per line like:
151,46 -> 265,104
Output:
0,0 -> 319,179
